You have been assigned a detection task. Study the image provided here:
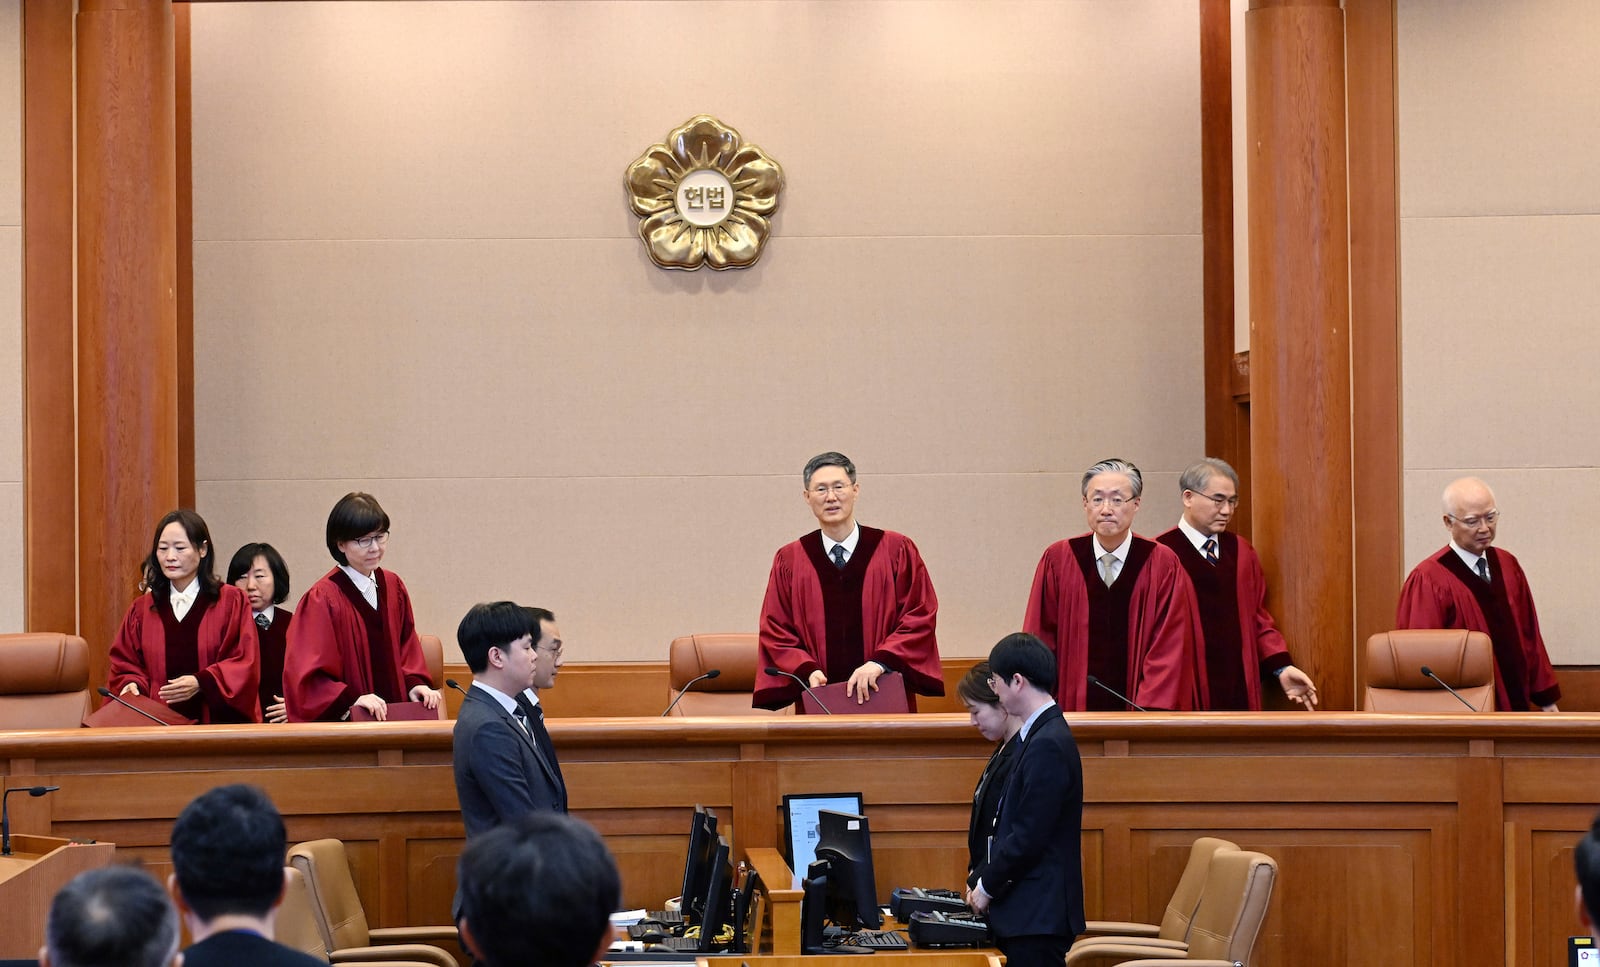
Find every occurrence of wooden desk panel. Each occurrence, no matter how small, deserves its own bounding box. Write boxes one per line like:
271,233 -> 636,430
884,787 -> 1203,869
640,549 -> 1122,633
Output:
3,714 -> 1599,967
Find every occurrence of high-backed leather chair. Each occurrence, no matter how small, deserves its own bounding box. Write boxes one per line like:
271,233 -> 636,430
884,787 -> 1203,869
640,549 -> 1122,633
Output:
278,866 -> 336,960
1363,629 -> 1494,712
1067,849 -> 1278,967
667,633 -> 793,716
1071,836 -> 1238,954
0,633 -> 91,730
419,634 -> 446,718
287,839 -> 459,967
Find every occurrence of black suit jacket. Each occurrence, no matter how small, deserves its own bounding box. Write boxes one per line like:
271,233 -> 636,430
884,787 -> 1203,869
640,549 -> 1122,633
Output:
452,685 -> 566,840
968,735 -> 1019,874
966,703 -> 1085,941
182,930 -> 327,967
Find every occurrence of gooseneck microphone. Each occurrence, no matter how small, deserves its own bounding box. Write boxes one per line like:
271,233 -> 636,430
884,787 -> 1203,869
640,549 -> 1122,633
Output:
1087,675 -> 1149,712
96,687 -> 171,726
2,785 -> 60,856
445,679 -> 470,699
764,666 -> 833,714
1419,666 -> 1478,711
662,669 -> 722,716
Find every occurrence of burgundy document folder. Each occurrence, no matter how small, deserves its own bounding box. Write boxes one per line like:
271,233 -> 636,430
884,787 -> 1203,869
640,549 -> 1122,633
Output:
349,700 -> 441,722
82,694 -> 196,727
799,671 -> 911,715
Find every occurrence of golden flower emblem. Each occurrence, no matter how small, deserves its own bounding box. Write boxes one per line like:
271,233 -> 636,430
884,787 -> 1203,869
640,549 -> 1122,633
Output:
626,116 -> 785,271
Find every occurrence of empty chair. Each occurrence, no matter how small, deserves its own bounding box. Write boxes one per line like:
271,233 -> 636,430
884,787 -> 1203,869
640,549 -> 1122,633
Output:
0,633 -> 91,730
1072,836 -> 1238,953
287,839 -> 459,967
1363,629 -> 1494,712
667,633 -> 793,716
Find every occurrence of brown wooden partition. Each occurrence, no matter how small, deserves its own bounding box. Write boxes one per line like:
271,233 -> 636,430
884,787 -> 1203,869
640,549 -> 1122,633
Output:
3,714 -> 1598,967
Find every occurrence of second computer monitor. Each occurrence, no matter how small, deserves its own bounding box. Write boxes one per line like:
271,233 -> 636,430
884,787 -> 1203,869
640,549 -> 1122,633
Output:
813,808 -> 883,930
680,807 -> 719,923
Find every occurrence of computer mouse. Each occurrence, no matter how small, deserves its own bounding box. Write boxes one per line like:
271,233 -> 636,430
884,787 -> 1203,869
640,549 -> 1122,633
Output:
637,928 -> 671,944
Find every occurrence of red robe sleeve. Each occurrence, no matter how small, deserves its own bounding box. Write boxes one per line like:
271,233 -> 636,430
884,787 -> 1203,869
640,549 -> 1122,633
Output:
284,572 -> 364,722
385,572 -> 434,694
1127,544 -> 1204,711
1235,538 -> 1292,710
1023,541 -> 1089,710
108,596 -> 159,698
193,585 -> 263,723
1499,552 -> 1560,708
861,532 -> 943,697
754,542 -> 825,708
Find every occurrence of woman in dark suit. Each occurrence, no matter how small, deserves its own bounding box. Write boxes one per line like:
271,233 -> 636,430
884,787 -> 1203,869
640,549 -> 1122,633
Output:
227,542 -> 293,723
960,661 -> 1020,876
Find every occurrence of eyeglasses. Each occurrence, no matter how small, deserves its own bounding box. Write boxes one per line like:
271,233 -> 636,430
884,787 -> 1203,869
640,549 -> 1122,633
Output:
349,531 -> 390,550
1188,491 -> 1241,509
536,642 -> 563,658
1088,494 -> 1133,508
810,482 -> 852,496
1447,511 -> 1500,528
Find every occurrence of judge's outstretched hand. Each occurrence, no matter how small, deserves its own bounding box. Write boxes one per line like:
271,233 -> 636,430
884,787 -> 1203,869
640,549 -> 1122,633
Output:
808,670 -> 828,688
265,695 -> 288,724
159,675 -> 201,703
1279,665 -> 1318,710
120,682 -> 141,697
410,684 -> 442,709
353,693 -> 388,720
846,661 -> 885,704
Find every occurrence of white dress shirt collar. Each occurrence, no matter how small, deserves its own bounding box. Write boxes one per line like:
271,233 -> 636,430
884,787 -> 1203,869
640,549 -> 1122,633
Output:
1018,700 -> 1057,742
170,579 -> 200,621
253,604 -> 276,625
1450,541 -> 1487,571
339,565 -> 379,609
822,523 -> 861,562
1091,531 -> 1134,563
1176,517 -> 1213,552
472,679 -> 521,715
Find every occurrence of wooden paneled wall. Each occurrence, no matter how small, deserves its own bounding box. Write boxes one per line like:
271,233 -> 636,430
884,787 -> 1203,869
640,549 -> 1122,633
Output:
3,715 -> 1598,967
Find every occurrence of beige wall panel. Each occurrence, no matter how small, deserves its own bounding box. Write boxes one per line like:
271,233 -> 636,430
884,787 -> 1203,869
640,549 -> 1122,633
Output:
0,482 -> 17,632
196,470 -> 1188,663
0,0 -> 18,226
1398,0 -> 1600,218
1400,215 -> 1600,470
193,235 -> 1202,483
0,226 -> 18,634
190,0 -> 1200,242
1404,469 -> 1594,665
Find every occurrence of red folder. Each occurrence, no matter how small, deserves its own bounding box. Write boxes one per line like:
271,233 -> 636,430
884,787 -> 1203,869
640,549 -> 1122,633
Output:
82,693 -> 196,727
349,701 -> 441,722
800,671 -> 911,715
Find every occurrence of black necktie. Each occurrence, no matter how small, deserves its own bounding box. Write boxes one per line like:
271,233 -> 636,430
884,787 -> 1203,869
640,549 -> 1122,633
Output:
1476,557 -> 1491,583
518,695 -> 563,778
255,612 -> 271,630
1202,538 -> 1218,565
831,544 -> 848,569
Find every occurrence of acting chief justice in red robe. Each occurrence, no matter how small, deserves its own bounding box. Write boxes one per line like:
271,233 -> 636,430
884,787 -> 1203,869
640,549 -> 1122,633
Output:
754,452 -> 944,711
285,492 -> 442,722
1023,458 -> 1202,712
109,510 -> 261,724
1396,476 -> 1560,711
1155,458 -> 1318,711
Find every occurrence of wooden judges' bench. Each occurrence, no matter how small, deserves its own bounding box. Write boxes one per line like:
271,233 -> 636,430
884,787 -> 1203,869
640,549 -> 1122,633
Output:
1,714 -> 1597,967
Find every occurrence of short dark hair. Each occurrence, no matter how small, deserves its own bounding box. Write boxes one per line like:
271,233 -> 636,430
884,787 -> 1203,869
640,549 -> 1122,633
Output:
988,632 -> 1057,696
326,492 -> 391,565
802,451 -> 857,487
524,606 -> 557,645
170,784 -> 287,923
225,542 -> 291,605
957,661 -> 1000,708
46,865 -> 179,967
457,813 -> 621,967
459,602 -> 536,674
1577,810 -> 1600,927
140,509 -> 220,598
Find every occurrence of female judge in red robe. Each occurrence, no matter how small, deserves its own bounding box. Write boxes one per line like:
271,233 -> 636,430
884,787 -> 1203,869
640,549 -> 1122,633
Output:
227,542 -> 293,723
107,510 -> 262,724
284,492 -> 441,722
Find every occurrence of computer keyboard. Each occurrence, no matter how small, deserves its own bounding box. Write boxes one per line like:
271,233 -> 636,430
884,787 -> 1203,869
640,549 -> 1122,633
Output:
844,930 -> 909,950
645,909 -> 685,925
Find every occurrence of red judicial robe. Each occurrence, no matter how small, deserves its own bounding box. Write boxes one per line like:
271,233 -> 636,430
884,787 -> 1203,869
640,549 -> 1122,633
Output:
284,568 -> 433,722
257,607 -> 292,716
1396,546 -> 1561,710
1023,534 -> 1204,711
753,527 -> 943,710
107,584 -> 262,724
1156,528 -> 1291,710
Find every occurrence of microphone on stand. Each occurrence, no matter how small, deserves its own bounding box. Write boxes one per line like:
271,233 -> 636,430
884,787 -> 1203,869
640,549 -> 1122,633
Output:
1087,675 -> 1149,712
96,687 -> 171,726
445,679 -> 471,699
765,666 -> 833,714
662,669 -> 722,716
1419,666 -> 1479,711
2,785 -> 60,856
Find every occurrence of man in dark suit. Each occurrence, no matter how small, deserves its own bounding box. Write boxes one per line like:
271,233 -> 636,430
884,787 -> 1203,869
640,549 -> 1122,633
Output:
453,601 -> 565,843
44,866 -> 180,967
167,784 -> 325,967
965,632 -> 1085,967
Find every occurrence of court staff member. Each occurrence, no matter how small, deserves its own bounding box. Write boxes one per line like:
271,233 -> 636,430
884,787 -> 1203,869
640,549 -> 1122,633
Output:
754,451 -> 944,710
959,661 -> 1019,879
1396,476 -> 1560,711
1156,458 -> 1318,710
1023,457 -> 1202,710
228,542 -> 294,723
42,866 -> 180,967
965,633 -> 1085,967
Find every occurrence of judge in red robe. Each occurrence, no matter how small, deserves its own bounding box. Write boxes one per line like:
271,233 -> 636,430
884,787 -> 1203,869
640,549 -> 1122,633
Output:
228,541 -> 294,723
754,452 -> 943,710
1396,477 -> 1560,711
108,510 -> 261,724
1022,458 -> 1203,712
284,492 -> 441,722
1156,458 -> 1318,711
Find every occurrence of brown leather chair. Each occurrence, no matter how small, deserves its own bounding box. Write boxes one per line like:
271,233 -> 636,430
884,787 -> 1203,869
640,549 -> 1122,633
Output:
667,633 -> 793,716
0,633 -> 91,730
1067,849 -> 1278,967
1363,629 -> 1494,712
418,634 -> 447,719
1071,836 -> 1238,954
278,866 -> 337,960
287,839 -> 459,967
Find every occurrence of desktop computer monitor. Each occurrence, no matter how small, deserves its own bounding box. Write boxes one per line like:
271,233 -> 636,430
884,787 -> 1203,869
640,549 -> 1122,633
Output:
808,809 -> 883,933
680,806 -> 719,923
694,837 -> 735,952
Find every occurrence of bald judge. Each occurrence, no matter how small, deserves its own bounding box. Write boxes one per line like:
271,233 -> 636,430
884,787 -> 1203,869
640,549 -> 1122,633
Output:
1396,477 -> 1560,711
753,452 -> 944,710
1023,457 -> 1202,711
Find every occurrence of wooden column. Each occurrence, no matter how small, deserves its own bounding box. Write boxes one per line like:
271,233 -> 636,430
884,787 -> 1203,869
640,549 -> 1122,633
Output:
1245,0 -> 1354,708
75,0 -> 180,692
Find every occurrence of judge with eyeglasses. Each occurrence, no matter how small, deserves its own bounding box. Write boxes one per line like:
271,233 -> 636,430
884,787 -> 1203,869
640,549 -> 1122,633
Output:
1397,476 -> 1560,711
1156,458 -> 1319,710
284,492 -> 443,721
